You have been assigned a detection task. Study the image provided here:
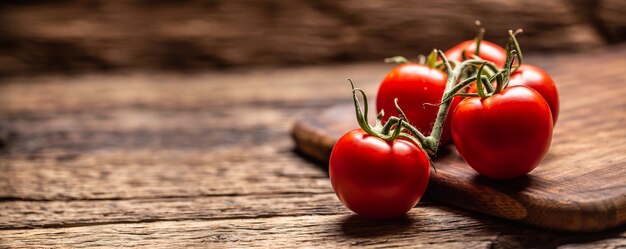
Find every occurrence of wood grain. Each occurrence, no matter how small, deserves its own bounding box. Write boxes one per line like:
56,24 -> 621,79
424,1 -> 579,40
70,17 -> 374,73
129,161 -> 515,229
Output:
1,209 -> 625,248
0,0 -> 615,76
1,48 -> 625,247
292,45 -> 626,232
0,148 -> 331,201
0,193 -> 343,229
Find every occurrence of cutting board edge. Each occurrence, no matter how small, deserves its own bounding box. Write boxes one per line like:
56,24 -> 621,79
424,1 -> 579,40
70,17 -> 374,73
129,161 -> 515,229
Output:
291,112 -> 626,232
427,173 -> 626,232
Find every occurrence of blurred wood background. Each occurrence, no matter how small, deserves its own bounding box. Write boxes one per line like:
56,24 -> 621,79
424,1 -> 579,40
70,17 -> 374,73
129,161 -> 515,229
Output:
1,0 -> 625,76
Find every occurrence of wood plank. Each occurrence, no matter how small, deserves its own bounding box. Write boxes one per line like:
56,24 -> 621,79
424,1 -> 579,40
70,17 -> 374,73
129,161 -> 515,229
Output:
0,64 -> 388,113
0,0 -> 608,76
0,148 -> 330,201
0,212 -> 624,248
0,193 -> 344,229
0,212 -> 502,248
0,65 -> 385,201
291,46 -> 626,232
0,107 -> 299,155
0,64 -> 387,201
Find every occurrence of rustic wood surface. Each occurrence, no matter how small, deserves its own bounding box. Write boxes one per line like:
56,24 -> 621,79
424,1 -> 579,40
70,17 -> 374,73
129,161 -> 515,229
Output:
293,44 -> 626,231
292,45 -> 626,232
1,47 -> 625,247
2,0 -> 625,76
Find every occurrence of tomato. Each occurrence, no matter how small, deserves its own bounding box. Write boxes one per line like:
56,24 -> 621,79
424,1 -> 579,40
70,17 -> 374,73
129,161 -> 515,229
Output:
445,40 -> 507,68
509,64 -> 560,124
329,128 -> 430,218
467,64 -> 560,124
376,63 -> 460,145
451,86 -> 553,179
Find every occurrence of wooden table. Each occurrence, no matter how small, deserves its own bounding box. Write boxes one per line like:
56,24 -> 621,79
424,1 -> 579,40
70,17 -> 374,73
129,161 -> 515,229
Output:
1,47 -> 625,248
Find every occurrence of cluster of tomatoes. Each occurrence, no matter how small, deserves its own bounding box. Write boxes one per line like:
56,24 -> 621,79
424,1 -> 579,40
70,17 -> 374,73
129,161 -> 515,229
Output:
329,28 -> 559,219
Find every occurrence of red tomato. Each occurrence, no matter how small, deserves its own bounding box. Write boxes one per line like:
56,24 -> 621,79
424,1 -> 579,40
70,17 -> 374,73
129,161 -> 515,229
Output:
509,64 -> 560,124
445,40 -> 507,68
467,64 -> 560,124
376,63 -> 460,145
329,129 -> 430,218
451,86 -> 553,179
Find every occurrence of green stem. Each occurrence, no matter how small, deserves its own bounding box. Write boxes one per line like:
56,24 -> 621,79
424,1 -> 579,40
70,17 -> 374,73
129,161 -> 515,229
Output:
426,52 -> 483,151
441,59 -> 489,100
503,51 -> 518,89
476,74 -> 488,98
383,117 -> 429,146
475,62 -> 494,96
380,98 -> 430,146
439,75 -> 478,103
479,75 -> 493,98
474,24 -> 485,57
471,55 -> 498,75
388,117 -> 404,140
492,70 -> 506,93
509,29 -> 523,72
350,80 -> 398,141
426,49 -> 438,68
350,83 -> 375,136
394,98 -> 408,120
398,133 -> 424,150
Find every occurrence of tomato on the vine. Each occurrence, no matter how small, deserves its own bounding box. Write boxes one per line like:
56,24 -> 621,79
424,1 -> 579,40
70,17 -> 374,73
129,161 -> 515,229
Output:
451,86 -> 553,179
445,40 -> 507,68
329,128 -> 430,219
376,63 -> 460,145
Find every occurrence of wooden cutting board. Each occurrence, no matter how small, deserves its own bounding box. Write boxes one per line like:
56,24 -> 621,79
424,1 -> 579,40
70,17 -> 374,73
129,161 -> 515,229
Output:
291,49 -> 626,232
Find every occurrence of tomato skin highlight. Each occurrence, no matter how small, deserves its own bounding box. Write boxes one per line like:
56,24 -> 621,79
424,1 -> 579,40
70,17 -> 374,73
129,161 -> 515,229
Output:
329,129 -> 430,219
509,64 -> 560,124
451,86 -> 553,180
445,40 -> 507,68
376,63 -> 460,145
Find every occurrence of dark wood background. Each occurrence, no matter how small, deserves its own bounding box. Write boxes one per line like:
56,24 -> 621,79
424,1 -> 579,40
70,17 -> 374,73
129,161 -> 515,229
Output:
1,0 -> 625,77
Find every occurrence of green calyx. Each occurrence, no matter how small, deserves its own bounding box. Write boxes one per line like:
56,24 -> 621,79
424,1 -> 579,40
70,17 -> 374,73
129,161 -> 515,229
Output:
349,80 -> 433,155
350,80 -> 404,141
349,80 -> 437,172
473,29 -> 524,98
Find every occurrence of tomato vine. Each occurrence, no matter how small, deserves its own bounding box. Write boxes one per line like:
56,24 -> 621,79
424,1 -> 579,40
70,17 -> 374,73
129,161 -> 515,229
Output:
349,29 -> 525,156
